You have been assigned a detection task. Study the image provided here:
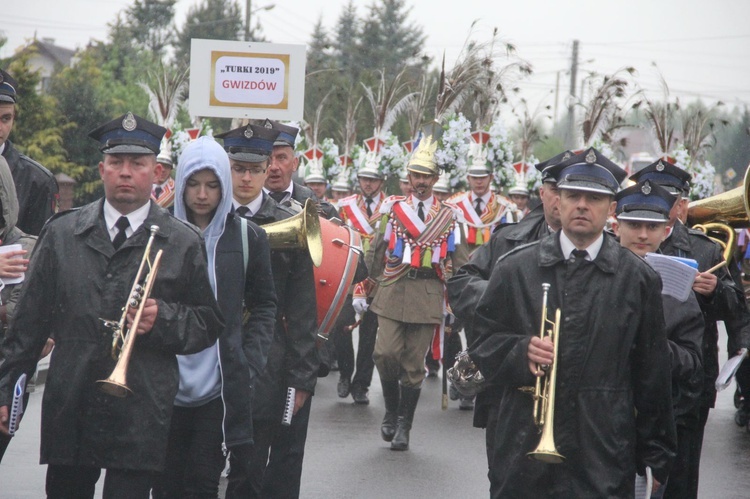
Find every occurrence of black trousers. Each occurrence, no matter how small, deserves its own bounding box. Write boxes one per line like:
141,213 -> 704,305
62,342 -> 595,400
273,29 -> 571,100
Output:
226,396 -> 312,498
151,396 -> 225,499
46,464 -> 154,499
334,300 -> 378,389
663,418 -> 701,499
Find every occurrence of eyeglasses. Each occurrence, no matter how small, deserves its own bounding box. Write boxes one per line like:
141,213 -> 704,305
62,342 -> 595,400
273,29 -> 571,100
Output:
232,166 -> 267,176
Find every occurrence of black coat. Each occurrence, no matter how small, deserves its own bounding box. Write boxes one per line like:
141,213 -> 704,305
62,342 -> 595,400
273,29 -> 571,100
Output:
215,214 -> 276,447
661,220 -> 750,407
448,204 -> 550,342
469,232 -> 676,496
243,194 -> 319,421
662,293 -> 704,428
0,200 -> 224,471
2,140 -> 58,236
447,205 -> 551,428
290,181 -> 339,220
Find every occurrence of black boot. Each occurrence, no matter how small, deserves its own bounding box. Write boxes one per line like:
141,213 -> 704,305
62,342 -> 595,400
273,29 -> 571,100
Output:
380,380 -> 400,442
391,386 -> 420,451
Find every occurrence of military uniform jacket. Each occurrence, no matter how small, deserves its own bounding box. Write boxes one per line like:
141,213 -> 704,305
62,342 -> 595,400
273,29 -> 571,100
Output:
243,193 -> 319,421
338,191 -> 385,298
368,196 -> 468,324
447,191 -> 513,252
469,232 -> 676,495
2,140 -> 58,236
660,220 -> 750,407
0,200 -> 224,472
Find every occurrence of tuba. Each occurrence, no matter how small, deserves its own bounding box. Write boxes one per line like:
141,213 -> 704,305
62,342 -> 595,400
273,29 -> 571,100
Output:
263,199 -> 323,267
688,165 -> 750,263
519,283 -> 564,463
98,225 -> 163,397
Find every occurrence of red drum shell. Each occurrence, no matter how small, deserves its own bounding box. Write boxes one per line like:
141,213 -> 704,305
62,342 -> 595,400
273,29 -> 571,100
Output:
314,218 -> 361,338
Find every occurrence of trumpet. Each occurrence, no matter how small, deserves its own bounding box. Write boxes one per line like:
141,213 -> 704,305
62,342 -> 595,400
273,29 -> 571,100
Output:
520,283 -> 564,463
98,225 -> 163,397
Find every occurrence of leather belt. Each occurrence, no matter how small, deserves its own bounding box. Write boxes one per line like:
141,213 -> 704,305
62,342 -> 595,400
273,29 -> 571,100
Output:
406,268 -> 438,279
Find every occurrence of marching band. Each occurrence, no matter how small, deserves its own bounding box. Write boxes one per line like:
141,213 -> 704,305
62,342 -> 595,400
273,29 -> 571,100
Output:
0,51 -> 749,499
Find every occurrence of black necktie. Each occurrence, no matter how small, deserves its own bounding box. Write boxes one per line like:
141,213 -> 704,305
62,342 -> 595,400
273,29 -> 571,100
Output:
365,197 -> 373,217
154,186 -> 162,199
474,197 -> 483,216
571,249 -> 589,261
269,191 -> 287,203
236,206 -> 250,218
417,202 -> 425,222
112,216 -> 130,250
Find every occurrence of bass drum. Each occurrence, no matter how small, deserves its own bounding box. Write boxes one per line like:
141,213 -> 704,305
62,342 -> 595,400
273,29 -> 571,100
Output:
314,218 -> 362,339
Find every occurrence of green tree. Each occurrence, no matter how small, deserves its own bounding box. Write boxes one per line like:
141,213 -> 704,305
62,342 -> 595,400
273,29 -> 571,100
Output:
109,0 -> 177,58
333,2 -> 360,78
308,17 -> 334,75
174,0 -> 244,66
355,0 -> 427,78
6,54 -> 81,181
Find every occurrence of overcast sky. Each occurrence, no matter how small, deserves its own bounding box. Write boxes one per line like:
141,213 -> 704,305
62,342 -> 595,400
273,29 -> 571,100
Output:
4,0 -> 750,117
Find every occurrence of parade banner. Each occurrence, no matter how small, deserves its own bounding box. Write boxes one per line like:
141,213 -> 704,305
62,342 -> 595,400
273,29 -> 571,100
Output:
189,39 -> 306,120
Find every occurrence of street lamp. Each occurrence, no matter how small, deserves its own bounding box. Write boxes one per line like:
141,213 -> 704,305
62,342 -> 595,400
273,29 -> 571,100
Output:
245,1 -> 276,41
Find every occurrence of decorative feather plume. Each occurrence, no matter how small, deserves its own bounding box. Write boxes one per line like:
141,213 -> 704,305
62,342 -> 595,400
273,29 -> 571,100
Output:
680,102 -> 727,167
512,97 -> 551,163
405,72 -> 435,141
301,90 -> 333,149
470,28 -> 533,129
634,68 -> 679,156
361,67 -> 418,138
434,25 -> 532,127
337,91 -> 362,160
578,66 -> 637,148
138,62 -> 189,128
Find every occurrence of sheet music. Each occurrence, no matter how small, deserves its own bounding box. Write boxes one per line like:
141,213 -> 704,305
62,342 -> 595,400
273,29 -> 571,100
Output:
644,253 -> 698,302
716,348 -> 748,392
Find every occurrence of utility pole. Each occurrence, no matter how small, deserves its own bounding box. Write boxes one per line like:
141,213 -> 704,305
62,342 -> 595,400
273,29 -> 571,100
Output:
245,0 -> 252,41
554,71 -> 561,125
566,39 -> 579,149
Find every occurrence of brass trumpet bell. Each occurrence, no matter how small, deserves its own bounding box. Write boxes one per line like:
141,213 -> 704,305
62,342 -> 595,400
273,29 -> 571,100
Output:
263,199 -> 323,267
688,166 -> 750,263
688,166 -> 750,229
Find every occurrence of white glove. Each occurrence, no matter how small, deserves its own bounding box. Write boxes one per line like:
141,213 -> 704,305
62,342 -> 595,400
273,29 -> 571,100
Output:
352,297 -> 369,315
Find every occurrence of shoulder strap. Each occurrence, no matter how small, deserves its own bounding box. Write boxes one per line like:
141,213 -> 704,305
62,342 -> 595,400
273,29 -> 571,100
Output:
240,217 -> 249,274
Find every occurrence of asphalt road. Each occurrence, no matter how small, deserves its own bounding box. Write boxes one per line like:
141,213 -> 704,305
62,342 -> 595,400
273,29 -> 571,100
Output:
2,326 -> 750,498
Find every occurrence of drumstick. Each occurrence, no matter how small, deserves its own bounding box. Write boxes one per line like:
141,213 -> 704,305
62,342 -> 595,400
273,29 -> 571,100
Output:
706,261 -> 727,274
346,319 -> 362,331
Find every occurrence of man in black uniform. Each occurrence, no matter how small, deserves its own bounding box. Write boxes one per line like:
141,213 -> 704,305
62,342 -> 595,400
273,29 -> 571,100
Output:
263,119 -> 338,220
612,179 -> 704,498
630,158 -> 750,498
217,123 -> 319,498
0,68 -> 58,235
447,151 -> 567,467
469,148 -> 675,497
0,112 -> 224,498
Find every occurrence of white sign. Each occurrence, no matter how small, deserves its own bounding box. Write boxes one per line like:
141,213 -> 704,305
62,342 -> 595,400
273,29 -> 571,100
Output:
189,39 -> 306,120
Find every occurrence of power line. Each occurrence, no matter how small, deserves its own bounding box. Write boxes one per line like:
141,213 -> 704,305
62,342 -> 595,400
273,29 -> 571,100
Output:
587,34 -> 750,45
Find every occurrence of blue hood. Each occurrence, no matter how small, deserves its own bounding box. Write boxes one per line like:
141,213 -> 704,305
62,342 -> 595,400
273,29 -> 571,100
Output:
174,136 -> 234,298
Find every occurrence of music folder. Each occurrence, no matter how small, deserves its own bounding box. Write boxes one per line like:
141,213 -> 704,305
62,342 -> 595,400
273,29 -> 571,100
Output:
9,373 -> 27,436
